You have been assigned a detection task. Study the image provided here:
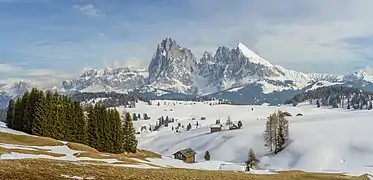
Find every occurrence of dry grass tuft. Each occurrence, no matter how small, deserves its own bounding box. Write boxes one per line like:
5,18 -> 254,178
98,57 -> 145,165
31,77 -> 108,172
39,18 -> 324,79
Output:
0,159 -> 369,180
0,132 -> 63,146
0,147 -> 65,157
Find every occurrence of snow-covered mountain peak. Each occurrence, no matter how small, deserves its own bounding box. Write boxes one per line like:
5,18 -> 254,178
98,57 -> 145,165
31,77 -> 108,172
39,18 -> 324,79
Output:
343,67 -> 373,83
237,42 -> 273,67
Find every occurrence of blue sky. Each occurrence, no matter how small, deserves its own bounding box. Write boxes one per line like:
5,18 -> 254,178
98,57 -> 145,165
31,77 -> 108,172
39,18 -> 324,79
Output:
1,0 -> 373,88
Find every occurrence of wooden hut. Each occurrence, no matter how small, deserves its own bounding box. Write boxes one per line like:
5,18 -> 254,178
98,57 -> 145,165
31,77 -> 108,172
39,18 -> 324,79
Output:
173,148 -> 196,163
210,125 -> 222,133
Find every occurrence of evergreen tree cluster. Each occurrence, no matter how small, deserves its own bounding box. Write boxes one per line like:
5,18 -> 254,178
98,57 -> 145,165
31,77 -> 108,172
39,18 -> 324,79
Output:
131,113 -> 150,121
285,85 -> 373,110
6,88 -> 138,154
264,110 -> 289,154
86,104 -> 125,153
71,92 -> 151,108
6,89 -> 88,143
153,116 -> 175,131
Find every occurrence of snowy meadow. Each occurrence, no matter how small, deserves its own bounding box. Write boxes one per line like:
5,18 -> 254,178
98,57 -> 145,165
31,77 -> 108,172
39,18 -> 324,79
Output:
123,100 -> 373,176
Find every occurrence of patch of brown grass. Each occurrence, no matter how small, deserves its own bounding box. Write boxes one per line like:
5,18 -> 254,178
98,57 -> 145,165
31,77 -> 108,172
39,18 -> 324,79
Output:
123,149 -> 162,161
66,142 -> 98,153
74,151 -> 139,164
0,159 -> 369,180
0,132 -> 63,146
0,147 -> 65,157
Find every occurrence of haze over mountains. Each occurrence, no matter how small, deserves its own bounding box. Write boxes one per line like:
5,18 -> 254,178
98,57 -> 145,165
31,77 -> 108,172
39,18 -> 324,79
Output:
2,37 -> 373,107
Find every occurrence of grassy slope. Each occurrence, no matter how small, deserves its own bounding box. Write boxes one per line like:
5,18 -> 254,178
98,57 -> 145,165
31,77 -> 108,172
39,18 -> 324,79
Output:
0,159 -> 369,180
0,132 -> 63,146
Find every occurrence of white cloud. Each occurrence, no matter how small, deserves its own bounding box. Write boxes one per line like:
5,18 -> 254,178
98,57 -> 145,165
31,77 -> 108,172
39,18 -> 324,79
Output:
0,64 -> 79,89
73,4 -> 104,17
0,64 -> 23,74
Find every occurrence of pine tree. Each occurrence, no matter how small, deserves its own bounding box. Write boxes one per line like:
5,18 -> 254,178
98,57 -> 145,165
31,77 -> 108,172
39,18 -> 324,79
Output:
19,91 -> 30,132
6,99 -> 14,129
187,123 -> 192,131
138,113 -> 141,119
143,113 -> 149,120
238,120 -> 242,128
204,151 -> 211,161
32,90 -> 46,136
132,113 -> 138,121
87,105 -> 99,149
316,99 -> 320,108
123,112 -> 138,153
246,148 -> 260,170
13,98 -> 23,131
111,109 -> 124,153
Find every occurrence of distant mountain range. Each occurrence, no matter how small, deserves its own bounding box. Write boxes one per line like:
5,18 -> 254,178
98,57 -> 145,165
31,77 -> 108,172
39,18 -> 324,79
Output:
2,37 -> 373,107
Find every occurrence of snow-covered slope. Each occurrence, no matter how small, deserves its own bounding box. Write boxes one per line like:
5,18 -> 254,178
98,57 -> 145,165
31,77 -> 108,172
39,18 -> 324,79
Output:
123,100 -> 373,175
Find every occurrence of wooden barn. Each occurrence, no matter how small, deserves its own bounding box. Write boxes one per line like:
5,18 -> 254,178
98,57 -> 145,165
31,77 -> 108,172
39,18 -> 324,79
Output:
173,148 -> 196,163
210,125 -> 222,133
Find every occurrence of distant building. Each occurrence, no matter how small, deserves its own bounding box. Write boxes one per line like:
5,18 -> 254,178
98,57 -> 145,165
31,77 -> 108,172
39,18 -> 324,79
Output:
210,125 -> 222,133
173,148 -> 196,163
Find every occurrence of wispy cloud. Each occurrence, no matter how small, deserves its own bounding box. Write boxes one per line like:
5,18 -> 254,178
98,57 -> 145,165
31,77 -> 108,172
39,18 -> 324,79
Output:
73,4 -> 105,18
0,63 -> 79,89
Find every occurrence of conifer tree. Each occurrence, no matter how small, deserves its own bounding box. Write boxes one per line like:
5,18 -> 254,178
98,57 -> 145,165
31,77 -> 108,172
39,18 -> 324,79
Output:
6,99 -> 14,129
123,112 -> 138,153
111,109 -> 124,153
13,98 -> 23,131
238,120 -> 242,128
204,151 -> 211,161
246,148 -> 260,170
132,113 -> 138,121
20,91 -> 30,132
32,90 -> 46,136
138,113 -> 141,119
87,105 -> 99,149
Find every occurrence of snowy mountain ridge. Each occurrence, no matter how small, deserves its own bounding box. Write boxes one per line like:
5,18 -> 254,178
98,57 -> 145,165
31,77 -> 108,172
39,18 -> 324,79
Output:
61,38 -> 340,96
0,81 -> 31,108
2,37 -> 373,106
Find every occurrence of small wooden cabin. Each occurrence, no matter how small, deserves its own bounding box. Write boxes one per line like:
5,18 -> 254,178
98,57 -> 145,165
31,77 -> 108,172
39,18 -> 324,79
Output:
173,148 -> 196,163
210,125 -> 222,133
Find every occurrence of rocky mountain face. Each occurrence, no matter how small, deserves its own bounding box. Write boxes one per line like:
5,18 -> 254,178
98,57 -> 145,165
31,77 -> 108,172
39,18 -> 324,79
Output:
62,67 -> 148,93
56,38 -> 373,104
147,38 -> 198,94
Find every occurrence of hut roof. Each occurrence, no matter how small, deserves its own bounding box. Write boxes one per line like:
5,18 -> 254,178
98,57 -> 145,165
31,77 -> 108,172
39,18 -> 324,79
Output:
173,148 -> 196,157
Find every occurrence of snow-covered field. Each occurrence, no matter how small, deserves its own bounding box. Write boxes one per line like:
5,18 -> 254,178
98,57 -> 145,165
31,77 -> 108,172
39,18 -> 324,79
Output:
119,100 -> 373,176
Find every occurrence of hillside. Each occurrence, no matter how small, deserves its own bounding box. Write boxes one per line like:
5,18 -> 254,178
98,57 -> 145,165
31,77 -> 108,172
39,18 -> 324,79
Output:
117,100 -> 373,177
1,121 -> 367,180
